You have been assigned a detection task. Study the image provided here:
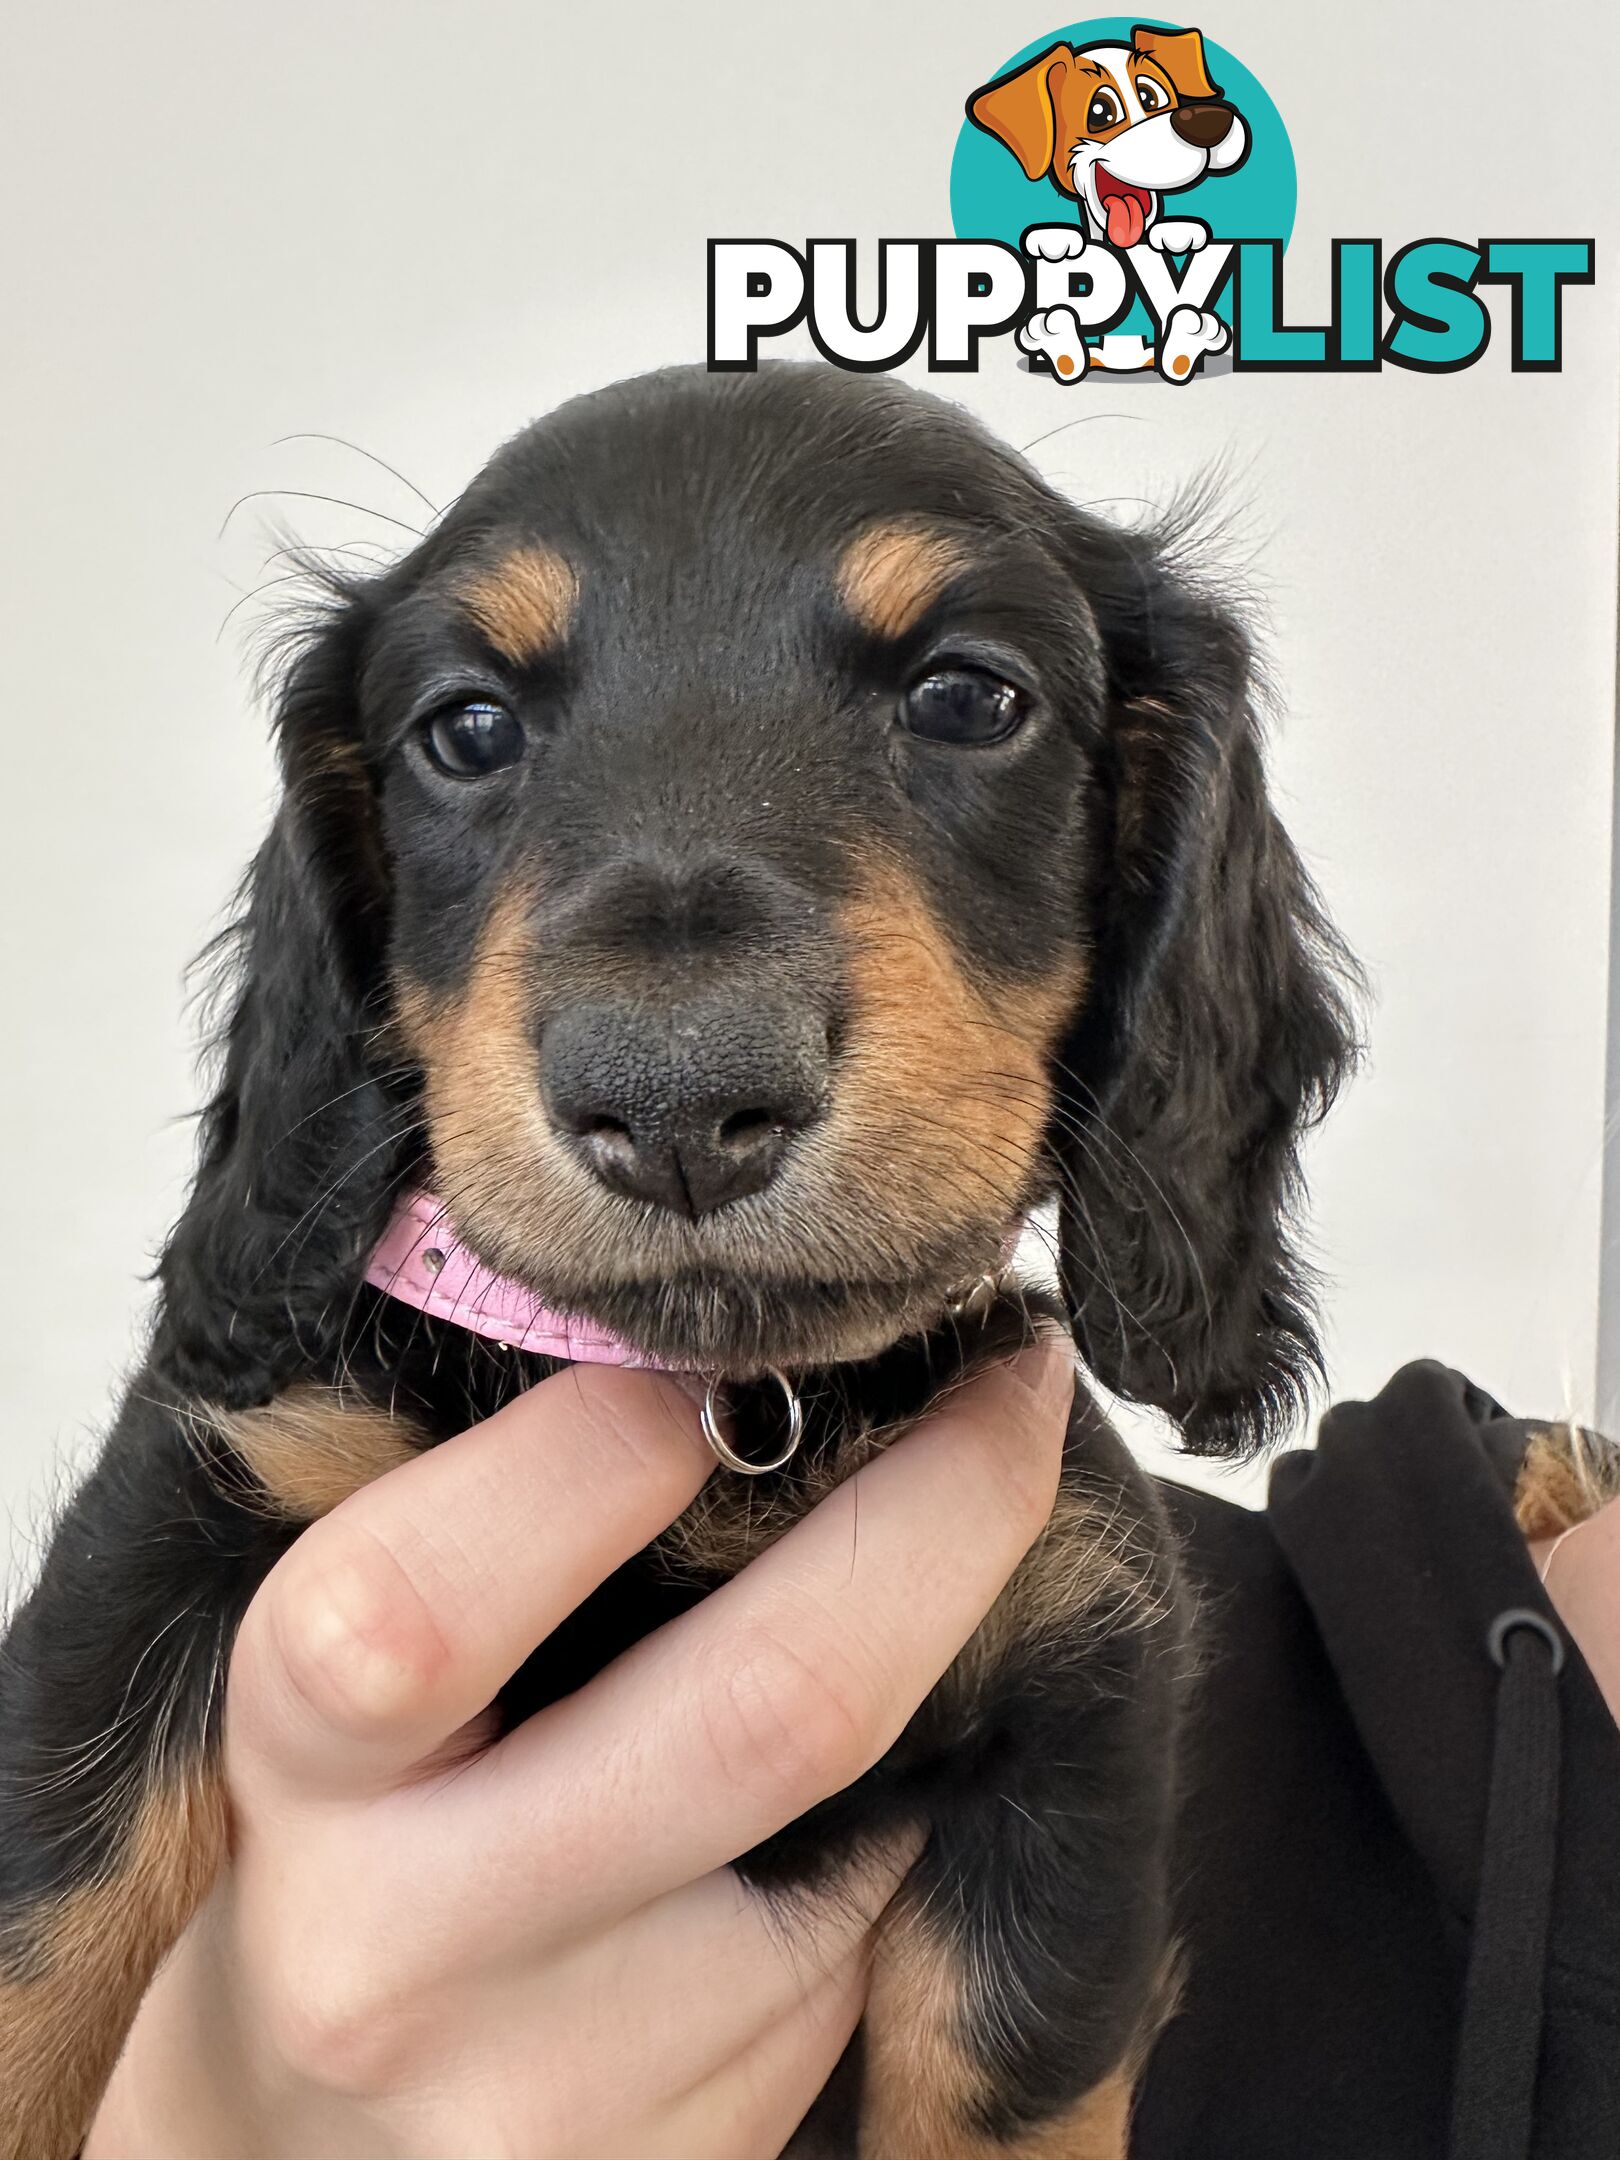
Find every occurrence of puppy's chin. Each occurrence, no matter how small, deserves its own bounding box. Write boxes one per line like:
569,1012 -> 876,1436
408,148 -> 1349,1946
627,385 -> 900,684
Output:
440,1184 -> 1030,1374
544,1267 -> 973,1377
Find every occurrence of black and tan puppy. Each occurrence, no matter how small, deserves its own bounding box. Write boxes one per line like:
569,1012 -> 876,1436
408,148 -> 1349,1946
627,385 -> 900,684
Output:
0,363 -> 1356,2158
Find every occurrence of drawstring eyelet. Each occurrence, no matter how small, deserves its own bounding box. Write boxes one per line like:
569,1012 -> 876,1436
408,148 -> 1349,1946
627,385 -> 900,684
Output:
1486,1606 -> 1566,1677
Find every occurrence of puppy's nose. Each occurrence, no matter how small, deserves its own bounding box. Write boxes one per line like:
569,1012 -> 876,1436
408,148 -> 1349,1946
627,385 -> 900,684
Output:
1170,101 -> 1236,149
540,997 -> 829,1217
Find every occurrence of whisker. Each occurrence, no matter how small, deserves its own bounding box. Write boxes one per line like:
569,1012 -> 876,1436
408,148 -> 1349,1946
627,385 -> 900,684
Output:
218,488 -> 425,543
271,432 -> 442,520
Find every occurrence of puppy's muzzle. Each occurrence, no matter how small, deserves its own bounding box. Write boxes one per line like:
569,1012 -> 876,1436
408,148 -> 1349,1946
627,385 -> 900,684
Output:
541,994 -> 830,1217
1170,102 -> 1238,150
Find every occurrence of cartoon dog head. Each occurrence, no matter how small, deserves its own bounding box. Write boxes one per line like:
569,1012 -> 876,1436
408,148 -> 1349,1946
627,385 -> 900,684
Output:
969,24 -> 1248,248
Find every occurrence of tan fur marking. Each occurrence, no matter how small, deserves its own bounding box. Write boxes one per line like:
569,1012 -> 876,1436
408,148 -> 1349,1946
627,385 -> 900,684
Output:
1015,2074 -> 1134,2158
0,1769 -> 227,2160
217,1386 -> 427,1521
393,860 -> 1084,1375
851,1457 -> 1171,2156
861,1894 -> 982,2155
1514,1419 -> 1620,1541
457,544 -> 579,663
389,970 -> 439,1065
393,881 -> 567,1259
836,522 -> 972,641
833,859 -> 1085,1246
862,1895 -> 1144,2157
942,1477 -> 1167,1725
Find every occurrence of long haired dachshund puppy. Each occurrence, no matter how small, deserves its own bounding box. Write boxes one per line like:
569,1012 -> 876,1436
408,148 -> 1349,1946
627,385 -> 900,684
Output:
0,363 -> 1357,2158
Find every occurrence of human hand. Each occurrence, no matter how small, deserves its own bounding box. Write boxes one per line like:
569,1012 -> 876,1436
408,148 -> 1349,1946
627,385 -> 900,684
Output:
87,1343 -> 1071,2159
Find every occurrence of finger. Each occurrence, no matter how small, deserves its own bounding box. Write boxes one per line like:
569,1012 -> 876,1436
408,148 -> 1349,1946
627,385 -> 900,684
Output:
229,1362 -> 714,1796
518,1840 -> 914,2102
650,1946 -> 870,2160
449,1339 -> 1072,1925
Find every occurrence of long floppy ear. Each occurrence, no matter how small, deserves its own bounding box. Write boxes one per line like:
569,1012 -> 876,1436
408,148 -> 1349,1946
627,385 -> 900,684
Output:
966,43 -> 1074,182
1055,521 -> 1361,1457
1132,24 -> 1220,102
155,579 -> 403,1405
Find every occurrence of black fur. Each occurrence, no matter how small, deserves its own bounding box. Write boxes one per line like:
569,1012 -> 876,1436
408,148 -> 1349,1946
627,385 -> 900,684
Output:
1056,530 -> 1359,1453
0,361 -> 1357,2157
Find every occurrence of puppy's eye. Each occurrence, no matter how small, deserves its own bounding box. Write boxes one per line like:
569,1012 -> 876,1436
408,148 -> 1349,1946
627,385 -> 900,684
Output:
1134,76 -> 1168,113
423,700 -> 525,777
899,668 -> 1025,746
1087,88 -> 1123,131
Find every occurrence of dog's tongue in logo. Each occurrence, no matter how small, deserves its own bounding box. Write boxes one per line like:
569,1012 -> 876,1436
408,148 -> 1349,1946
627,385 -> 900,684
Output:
1096,170 -> 1150,249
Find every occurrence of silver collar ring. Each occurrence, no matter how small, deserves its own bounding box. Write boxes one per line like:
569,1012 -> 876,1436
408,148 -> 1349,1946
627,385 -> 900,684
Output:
701,1367 -> 804,1475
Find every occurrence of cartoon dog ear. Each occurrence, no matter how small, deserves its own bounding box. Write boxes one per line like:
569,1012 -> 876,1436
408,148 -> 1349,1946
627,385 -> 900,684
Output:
1133,24 -> 1220,102
1052,518 -> 1362,1458
967,44 -> 1074,181
156,579 -> 403,1404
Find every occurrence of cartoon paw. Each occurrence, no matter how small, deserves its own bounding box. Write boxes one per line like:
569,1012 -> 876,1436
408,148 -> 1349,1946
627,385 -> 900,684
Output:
1017,306 -> 1089,382
1022,225 -> 1088,263
1147,217 -> 1210,255
1157,304 -> 1229,382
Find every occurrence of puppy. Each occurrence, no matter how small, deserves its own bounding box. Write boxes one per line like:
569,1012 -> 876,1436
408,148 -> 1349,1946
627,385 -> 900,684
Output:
0,363 -> 1356,2159
969,25 -> 1249,253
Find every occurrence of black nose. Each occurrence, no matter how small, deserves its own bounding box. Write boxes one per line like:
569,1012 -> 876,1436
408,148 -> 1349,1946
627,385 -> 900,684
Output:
540,996 -> 829,1217
1170,101 -> 1235,149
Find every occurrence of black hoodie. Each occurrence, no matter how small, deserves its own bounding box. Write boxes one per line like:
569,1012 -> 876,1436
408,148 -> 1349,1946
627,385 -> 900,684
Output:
1134,1361 -> 1620,2160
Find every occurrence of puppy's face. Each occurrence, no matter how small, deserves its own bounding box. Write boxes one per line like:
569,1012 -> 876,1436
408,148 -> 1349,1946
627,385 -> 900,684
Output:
350,372 -> 1106,1371
968,30 -> 1249,248
216,361 -> 1352,1450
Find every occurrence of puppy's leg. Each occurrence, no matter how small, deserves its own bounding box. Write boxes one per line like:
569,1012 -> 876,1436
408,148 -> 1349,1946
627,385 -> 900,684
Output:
857,1410 -> 1185,2159
0,1384 -> 413,2159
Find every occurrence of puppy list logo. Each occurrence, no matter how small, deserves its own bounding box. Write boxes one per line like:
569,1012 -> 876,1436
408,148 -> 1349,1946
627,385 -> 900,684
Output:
708,17 -> 1594,384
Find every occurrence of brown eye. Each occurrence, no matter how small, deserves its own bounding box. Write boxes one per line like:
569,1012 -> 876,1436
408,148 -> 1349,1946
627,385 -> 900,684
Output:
1086,88 -> 1123,131
899,668 -> 1025,746
1135,76 -> 1167,113
424,700 -> 524,777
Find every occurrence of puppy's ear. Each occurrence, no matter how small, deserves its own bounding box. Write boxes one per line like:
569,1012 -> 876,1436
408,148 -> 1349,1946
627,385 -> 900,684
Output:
1132,25 -> 1220,102
1055,527 -> 1361,1457
967,44 -> 1074,181
156,581 -> 400,1403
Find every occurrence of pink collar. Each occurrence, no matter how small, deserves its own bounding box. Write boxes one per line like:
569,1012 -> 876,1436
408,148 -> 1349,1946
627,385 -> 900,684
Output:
365,1190 -> 669,1368
367,1191 -> 1023,1374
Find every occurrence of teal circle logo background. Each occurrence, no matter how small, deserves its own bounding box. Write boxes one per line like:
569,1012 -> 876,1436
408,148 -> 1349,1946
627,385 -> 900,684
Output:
950,20 -> 1296,333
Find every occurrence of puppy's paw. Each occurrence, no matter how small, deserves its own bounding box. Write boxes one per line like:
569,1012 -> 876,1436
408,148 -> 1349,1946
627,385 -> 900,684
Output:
1022,224 -> 1088,263
1157,304 -> 1229,382
1147,217 -> 1210,255
1016,306 -> 1089,381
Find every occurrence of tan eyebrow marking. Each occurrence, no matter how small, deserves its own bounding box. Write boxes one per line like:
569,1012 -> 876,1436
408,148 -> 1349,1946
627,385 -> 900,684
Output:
835,521 -> 972,640
457,543 -> 580,663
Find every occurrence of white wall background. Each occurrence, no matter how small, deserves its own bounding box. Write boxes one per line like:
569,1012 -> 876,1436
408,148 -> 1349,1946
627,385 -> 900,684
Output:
3,0 -> 1616,1583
